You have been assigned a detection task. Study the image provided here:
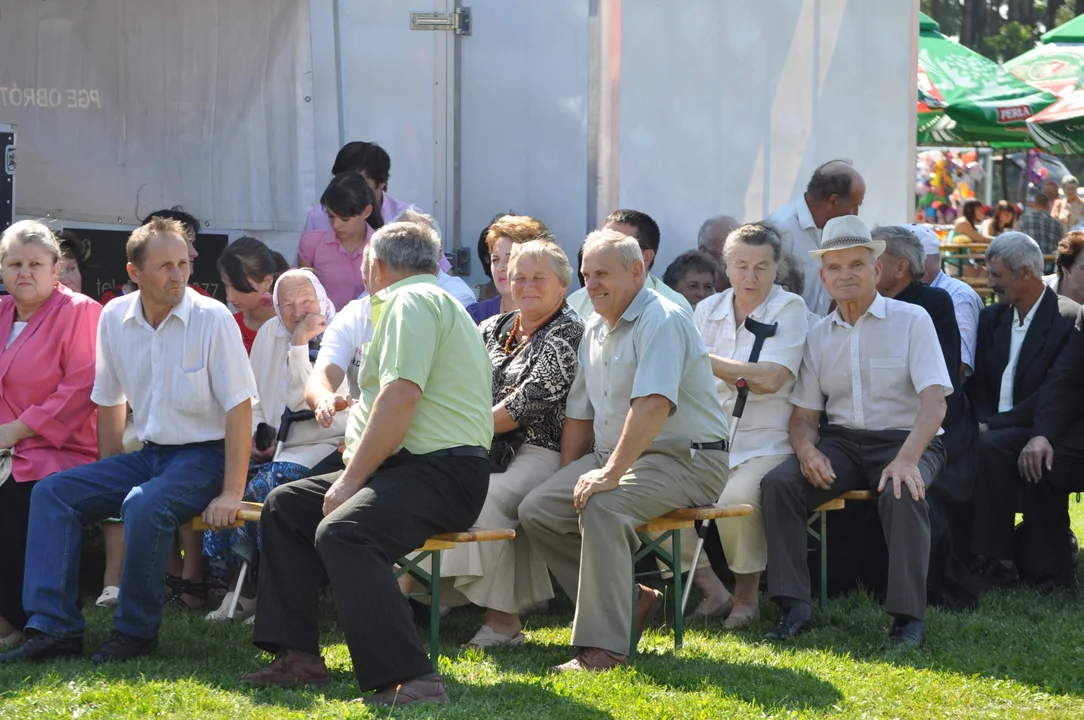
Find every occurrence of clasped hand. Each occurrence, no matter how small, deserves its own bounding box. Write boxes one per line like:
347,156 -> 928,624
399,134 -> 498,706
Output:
315,393 -> 354,428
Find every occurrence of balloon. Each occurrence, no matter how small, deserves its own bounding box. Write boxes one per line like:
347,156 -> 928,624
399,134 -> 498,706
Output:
966,161 -> 986,183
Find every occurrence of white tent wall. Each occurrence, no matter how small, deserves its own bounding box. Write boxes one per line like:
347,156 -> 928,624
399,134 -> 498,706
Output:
0,0 -> 917,288
0,0 -> 315,258
616,0 -> 920,274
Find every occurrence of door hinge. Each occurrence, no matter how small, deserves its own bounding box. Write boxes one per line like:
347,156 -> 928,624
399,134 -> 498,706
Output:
3,145 -> 14,176
410,7 -> 471,35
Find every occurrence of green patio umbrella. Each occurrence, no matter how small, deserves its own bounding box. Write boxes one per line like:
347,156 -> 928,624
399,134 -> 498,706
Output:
1005,14 -> 1084,153
918,12 -> 1055,146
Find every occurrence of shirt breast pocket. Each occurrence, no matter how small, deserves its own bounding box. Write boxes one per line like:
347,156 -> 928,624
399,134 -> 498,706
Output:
869,357 -> 907,399
171,367 -> 211,415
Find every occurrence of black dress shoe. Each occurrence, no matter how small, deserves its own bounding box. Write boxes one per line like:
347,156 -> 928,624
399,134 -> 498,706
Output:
0,630 -> 82,664
888,616 -> 924,647
764,603 -> 812,642
90,630 -> 159,664
975,558 -> 1018,591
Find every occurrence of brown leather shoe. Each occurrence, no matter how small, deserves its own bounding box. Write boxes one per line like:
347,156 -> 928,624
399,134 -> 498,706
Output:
634,583 -> 664,646
239,650 -> 331,687
552,647 -> 628,673
360,676 -> 450,707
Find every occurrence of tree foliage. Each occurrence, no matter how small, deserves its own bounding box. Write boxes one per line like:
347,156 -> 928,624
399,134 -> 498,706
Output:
921,1 -> 1083,61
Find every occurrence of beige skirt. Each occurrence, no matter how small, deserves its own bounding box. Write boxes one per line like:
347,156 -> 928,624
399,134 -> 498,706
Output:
439,444 -> 561,614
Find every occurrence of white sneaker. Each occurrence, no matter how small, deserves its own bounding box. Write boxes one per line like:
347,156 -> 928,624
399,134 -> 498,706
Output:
95,586 -> 120,608
244,614 -> 255,626
0,630 -> 24,649
205,592 -> 257,622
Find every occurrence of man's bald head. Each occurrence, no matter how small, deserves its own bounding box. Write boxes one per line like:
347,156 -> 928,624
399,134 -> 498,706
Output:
697,215 -> 740,261
805,160 -> 866,229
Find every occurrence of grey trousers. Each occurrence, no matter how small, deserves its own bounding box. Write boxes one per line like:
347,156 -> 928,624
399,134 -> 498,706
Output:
519,440 -> 728,656
762,426 -> 945,620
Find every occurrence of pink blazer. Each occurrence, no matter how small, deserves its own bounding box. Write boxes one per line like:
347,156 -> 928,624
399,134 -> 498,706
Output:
0,284 -> 101,482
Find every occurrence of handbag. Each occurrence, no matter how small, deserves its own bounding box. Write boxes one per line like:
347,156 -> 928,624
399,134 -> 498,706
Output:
489,430 -> 525,474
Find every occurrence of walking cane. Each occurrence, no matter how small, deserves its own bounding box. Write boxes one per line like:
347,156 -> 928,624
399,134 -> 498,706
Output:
682,316 -> 779,615
225,408 -> 316,620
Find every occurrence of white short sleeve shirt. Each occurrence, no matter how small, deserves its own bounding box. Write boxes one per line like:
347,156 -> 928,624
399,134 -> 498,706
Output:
317,296 -> 375,398
790,294 -> 953,433
92,288 -> 259,445
767,199 -> 830,316
694,284 -> 809,467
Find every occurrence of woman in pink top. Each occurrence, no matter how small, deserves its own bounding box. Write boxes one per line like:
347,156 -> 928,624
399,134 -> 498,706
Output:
298,172 -> 380,310
0,221 -> 100,648
302,142 -> 450,295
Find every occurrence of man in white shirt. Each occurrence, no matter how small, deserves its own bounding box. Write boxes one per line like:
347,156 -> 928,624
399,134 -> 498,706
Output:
966,232 -> 1080,590
398,209 -> 476,307
761,216 -> 952,648
767,160 -> 866,316
909,223 -> 983,378
697,214 -> 740,291
567,209 -> 693,316
2,218 -> 257,665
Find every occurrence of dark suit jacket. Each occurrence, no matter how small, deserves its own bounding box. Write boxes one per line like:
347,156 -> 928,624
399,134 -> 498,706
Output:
895,281 -> 976,501
1033,305 -> 1084,450
966,286 -> 1080,431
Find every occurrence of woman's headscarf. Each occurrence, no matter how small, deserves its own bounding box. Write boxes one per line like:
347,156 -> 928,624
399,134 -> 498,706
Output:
271,268 -> 336,339
251,269 -> 336,432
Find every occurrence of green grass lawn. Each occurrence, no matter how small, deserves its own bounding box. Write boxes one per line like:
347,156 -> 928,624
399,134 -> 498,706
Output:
3,505 -> 1084,719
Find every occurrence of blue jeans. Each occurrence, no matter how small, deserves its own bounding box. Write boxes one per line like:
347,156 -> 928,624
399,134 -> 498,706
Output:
23,442 -> 224,639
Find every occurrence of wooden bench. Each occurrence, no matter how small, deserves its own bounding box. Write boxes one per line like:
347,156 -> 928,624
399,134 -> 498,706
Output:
807,490 -> 873,609
187,501 -> 515,658
632,503 -> 754,652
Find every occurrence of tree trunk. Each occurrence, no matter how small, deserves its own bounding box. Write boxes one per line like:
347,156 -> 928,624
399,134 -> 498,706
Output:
930,0 -> 941,24
1078,0 -> 1084,17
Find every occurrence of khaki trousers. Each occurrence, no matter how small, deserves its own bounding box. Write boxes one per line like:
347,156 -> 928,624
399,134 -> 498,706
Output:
519,441 -> 728,657
440,445 -> 560,613
676,453 -> 790,575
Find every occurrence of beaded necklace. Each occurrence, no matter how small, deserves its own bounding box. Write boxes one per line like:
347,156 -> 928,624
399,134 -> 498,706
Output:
503,313 -> 530,355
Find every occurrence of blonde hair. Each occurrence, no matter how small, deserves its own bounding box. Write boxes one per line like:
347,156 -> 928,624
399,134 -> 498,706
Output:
485,215 -> 556,252
510,240 -> 572,288
0,220 -> 61,265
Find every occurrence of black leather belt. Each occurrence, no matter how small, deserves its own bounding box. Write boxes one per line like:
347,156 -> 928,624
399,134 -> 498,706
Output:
691,440 -> 728,452
415,446 -> 489,460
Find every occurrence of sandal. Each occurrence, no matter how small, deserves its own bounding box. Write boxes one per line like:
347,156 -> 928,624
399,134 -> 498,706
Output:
164,579 -> 207,611
95,586 -> 120,608
463,625 -> 526,649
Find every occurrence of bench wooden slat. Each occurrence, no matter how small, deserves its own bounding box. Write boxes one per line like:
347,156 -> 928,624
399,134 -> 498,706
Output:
186,500 -> 515,553
839,490 -> 872,501
813,497 -> 845,512
636,503 -> 754,533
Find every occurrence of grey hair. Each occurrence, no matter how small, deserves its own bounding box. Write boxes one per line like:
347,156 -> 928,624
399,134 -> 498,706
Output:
723,222 -> 783,264
697,215 -> 740,245
510,239 -> 573,288
398,208 -> 443,239
369,221 -> 442,273
987,231 -> 1044,279
0,220 -> 61,265
582,228 -> 643,270
872,225 -> 924,279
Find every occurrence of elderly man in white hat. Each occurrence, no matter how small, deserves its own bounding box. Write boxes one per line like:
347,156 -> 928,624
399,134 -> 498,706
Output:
760,216 -> 954,648
908,223 -> 984,378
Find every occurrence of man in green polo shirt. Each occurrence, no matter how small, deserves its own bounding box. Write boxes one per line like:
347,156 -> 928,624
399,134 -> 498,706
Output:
241,222 -> 492,708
